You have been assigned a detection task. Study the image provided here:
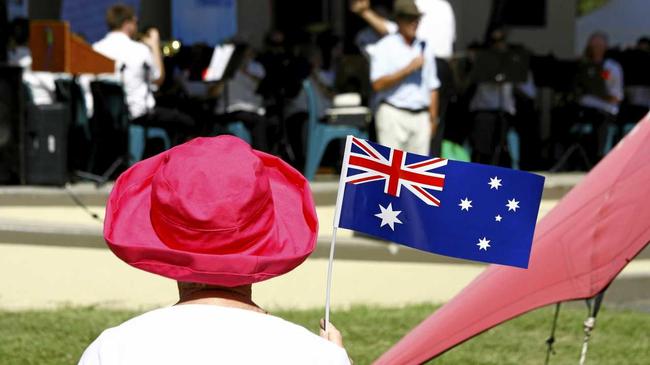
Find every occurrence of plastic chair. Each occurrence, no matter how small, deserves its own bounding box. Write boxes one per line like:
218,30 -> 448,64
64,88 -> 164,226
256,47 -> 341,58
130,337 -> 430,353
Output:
507,129 -> 520,170
129,124 -> 171,164
302,79 -> 368,180
89,81 -> 171,173
441,140 -> 471,162
55,78 -> 90,139
226,121 -> 252,144
87,80 -> 130,177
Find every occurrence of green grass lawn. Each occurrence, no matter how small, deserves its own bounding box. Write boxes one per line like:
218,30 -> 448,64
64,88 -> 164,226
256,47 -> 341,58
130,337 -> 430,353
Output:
1,304 -> 648,364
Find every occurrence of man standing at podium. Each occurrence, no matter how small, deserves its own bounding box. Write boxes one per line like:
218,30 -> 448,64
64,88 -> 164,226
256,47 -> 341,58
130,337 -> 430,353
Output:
93,4 -> 194,147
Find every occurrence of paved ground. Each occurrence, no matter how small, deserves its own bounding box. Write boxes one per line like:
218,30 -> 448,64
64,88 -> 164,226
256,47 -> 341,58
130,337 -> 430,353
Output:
1,174 -> 649,311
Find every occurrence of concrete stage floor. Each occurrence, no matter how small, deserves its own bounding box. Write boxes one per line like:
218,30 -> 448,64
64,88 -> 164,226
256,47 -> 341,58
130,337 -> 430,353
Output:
1,173 -> 648,311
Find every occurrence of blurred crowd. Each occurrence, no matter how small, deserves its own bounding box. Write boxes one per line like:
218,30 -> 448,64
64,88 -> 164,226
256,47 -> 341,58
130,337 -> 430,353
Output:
5,0 -> 650,181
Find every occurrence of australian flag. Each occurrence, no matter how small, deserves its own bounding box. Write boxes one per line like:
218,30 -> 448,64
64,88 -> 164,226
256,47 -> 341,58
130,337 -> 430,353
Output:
334,136 -> 545,268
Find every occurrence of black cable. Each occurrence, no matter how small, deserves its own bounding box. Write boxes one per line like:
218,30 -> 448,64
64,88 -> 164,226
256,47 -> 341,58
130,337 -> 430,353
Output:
64,185 -> 103,223
592,290 -> 606,318
544,302 -> 562,365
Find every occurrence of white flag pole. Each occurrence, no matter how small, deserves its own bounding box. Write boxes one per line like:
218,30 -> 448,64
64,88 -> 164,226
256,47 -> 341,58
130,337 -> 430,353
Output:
324,135 -> 354,332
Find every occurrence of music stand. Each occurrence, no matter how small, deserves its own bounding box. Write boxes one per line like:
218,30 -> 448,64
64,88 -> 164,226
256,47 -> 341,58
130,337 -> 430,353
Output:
203,43 -> 295,160
471,48 -> 530,166
574,61 -> 608,99
203,43 -> 247,112
472,48 -> 529,84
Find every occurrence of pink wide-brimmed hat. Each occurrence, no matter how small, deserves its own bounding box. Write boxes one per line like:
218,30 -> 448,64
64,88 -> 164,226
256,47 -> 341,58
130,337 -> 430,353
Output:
103,136 -> 318,287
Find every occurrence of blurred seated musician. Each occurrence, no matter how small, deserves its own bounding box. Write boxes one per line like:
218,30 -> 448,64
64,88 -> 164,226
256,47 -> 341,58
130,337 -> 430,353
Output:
210,46 -> 275,153
467,28 -> 536,166
575,31 -> 623,160
93,4 -> 194,145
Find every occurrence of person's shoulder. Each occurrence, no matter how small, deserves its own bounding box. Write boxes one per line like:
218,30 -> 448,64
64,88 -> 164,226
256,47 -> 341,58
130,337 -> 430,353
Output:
92,37 -> 108,51
375,33 -> 402,49
259,315 -> 350,362
131,39 -> 152,54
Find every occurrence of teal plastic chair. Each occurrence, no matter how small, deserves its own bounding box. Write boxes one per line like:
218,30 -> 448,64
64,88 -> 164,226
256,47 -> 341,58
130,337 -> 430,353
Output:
507,129 -> 520,169
129,125 -> 172,164
568,122 -> 618,156
302,79 -> 368,180
226,121 -> 252,144
90,80 -> 170,166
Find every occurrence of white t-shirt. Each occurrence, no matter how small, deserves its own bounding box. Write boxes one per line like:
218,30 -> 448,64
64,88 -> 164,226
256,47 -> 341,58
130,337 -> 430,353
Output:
93,32 -> 161,119
371,33 -> 440,110
385,0 -> 456,59
78,304 -> 350,365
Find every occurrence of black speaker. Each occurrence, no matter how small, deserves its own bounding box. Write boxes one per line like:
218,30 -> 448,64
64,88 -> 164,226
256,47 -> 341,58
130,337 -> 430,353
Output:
0,66 -> 25,184
24,103 -> 70,185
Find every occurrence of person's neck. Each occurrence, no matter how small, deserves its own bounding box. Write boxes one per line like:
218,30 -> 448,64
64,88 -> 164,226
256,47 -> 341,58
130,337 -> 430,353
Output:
111,29 -> 132,39
176,285 -> 266,314
400,32 -> 416,46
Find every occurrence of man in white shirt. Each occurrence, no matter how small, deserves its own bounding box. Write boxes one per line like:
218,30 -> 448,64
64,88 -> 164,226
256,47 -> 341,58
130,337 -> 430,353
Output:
93,5 -> 162,119
351,0 -> 456,59
577,31 -> 624,160
93,4 -> 194,145
351,0 -> 454,156
370,0 -> 440,155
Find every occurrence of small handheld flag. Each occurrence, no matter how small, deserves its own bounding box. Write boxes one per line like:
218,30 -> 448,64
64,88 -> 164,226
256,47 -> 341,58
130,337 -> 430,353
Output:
333,136 -> 545,268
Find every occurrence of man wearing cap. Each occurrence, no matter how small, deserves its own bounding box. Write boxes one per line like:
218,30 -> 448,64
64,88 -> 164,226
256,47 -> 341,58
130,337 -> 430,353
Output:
78,136 -> 350,364
369,0 -> 440,155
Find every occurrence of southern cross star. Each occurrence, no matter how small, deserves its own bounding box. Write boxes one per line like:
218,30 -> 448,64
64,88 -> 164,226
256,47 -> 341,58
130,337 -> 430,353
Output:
506,198 -> 520,212
477,237 -> 491,251
495,215 -> 503,222
459,198 -> 473,211
488,176 -> 502,190
374,203 -> 403,231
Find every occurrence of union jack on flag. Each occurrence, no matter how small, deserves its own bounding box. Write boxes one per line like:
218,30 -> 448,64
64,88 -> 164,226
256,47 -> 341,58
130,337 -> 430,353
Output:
334,135 -> 545,268
345,137 -> 447,206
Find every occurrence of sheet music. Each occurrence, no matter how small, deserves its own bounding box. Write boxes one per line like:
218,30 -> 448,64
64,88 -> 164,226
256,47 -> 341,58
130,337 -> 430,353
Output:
204,44 -> 235,81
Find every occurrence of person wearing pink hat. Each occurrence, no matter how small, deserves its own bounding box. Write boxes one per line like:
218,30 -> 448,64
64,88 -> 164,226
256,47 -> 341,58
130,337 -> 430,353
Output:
78,136 -> 351,364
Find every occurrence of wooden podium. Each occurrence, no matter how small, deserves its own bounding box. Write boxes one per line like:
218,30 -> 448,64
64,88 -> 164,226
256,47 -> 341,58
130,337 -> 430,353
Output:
29,21 -> 115,74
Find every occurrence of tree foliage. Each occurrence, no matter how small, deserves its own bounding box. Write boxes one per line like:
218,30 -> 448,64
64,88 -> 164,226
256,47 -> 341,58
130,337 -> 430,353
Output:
578,0 -> 611,16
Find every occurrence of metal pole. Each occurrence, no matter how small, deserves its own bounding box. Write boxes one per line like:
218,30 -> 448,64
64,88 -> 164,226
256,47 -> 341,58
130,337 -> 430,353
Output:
545,302 -> 562,365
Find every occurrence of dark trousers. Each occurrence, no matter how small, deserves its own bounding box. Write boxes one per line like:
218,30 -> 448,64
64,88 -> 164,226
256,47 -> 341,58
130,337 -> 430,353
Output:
469,111 -> 513,167
577,106 -> 615,162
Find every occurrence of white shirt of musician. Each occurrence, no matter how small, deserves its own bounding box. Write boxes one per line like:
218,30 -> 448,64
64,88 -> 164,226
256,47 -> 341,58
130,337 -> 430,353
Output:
383,0 -> 456,59
93,31 -> 161,119
78,304 -> 351,365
